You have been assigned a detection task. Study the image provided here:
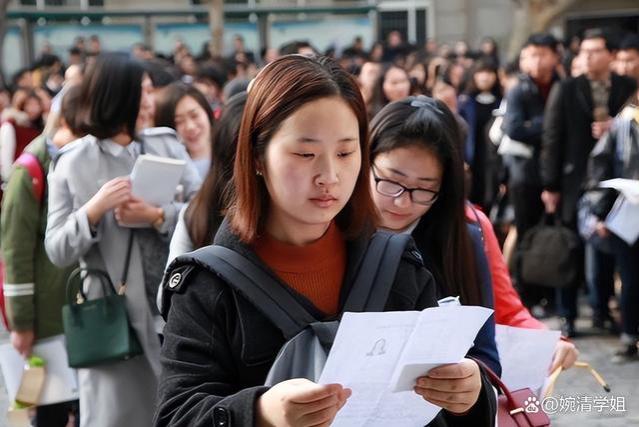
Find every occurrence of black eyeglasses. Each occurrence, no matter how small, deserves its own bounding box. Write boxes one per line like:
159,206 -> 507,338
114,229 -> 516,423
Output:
371,165 -> 439,206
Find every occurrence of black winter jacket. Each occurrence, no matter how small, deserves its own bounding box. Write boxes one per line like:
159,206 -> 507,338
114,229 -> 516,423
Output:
540,73 -> 636,224
504,74 -> 548,149
154,221 -> 497,427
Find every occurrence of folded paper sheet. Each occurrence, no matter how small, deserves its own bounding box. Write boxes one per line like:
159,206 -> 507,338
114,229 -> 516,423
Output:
319,306 -> 493,427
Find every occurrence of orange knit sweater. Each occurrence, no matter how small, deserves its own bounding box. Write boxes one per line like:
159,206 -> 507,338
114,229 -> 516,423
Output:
252,222 -> 346,316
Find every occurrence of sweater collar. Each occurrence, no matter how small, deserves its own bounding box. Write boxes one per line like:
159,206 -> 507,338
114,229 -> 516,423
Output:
213,217 -> 373,316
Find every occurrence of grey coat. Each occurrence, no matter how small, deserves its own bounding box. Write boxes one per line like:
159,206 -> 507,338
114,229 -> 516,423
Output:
45,128 -> 202,427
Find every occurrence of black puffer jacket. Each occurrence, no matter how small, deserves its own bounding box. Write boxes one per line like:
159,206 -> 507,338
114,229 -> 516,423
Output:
154,220 -> 497,427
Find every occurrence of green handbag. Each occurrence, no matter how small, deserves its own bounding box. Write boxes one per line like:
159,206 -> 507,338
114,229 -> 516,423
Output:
62,233 -> 143,368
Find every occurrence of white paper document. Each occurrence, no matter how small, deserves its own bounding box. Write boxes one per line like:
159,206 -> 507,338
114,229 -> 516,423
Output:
318,306 -> 493,427
605,196 -> 639,245
0,335 -> 78,405
495,325 -> 560,396
599,178 -> 639,204
130,154 -> 186,206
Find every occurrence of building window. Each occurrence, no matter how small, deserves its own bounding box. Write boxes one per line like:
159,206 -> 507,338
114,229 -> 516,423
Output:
379,10 -> 408,43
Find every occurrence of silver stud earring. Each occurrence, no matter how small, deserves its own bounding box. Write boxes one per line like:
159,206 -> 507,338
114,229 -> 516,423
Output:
256,170 -> 262,176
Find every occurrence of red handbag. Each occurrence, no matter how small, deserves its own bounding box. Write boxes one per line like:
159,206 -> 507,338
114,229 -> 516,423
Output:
474,358 -> 551,427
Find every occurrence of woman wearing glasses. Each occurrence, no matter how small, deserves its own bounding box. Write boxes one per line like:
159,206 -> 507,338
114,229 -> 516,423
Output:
369,95 -> 501,378
369,95 -> 579,376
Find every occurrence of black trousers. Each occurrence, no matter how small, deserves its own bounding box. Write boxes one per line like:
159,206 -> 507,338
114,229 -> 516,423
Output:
35,400 -> 79,427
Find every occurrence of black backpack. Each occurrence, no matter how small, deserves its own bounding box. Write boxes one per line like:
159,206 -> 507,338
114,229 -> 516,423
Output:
163,231 -> 413,385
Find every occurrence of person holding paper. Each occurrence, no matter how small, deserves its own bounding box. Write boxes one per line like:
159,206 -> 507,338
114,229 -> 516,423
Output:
369,95 -> 501,376
368,95 -> 579,376
45,54 -> 201,427
541,29 -> 637,337
583,92 -> 639,362
1,85 -> 82,427
157,56 -> 496,427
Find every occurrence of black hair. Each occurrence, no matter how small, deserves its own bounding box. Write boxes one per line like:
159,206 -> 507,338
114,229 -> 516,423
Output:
279,40 -> 317,56
76,54 -> 145,140
583,28 -> 616,52
35,53 -> 62,68
185,92 -> 247,248
523,33 -> 558,52
369,95 -> 482,305
11,68 -> 31,91
503,60 -> 520,77
369,62 -> 411,117
196,65 -> 227,89
154,81 -> 213,131
620,34 -> 639,52
142,59 -> 179,88
465,60 -> 501,98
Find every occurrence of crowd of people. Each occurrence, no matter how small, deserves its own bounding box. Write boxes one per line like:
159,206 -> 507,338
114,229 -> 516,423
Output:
0,25 -> 638,427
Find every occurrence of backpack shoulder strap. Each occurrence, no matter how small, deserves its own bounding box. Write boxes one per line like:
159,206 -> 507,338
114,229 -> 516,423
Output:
343,232 -> 412,312
184,245 -> 317,340
14,152 -> 45,204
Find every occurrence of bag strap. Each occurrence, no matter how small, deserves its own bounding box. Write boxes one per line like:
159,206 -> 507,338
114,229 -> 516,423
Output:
343,232 -> 411,312
118,231 -> 135,294
470,357 -> 521,413
182,232 -> 410,339
65,268 -> 117,306
189,245 -> 317,340
14,152 -> 45,204
114,139 -> 144,294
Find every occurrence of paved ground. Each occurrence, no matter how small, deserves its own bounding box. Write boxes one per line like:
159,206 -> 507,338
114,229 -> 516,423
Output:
0,302 -> 638,426
541,312 -> 639,427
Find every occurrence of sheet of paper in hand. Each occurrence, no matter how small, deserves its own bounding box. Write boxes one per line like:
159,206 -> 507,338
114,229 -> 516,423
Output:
318,305 -> 493,427
605,196 -> 639,245
130,154 -> 186,206
122,154 -> 186,227
495,325 -> 560,396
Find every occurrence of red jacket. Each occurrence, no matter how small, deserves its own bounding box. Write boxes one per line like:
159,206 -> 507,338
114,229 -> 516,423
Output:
3,119 -> 42,160
465,205 -> 545,329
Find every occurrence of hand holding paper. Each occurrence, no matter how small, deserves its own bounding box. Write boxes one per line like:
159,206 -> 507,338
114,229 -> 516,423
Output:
414,358 -> 483,414
319,306 -> 493,427
114,196 -> 162,226
120,154 -> 186,227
